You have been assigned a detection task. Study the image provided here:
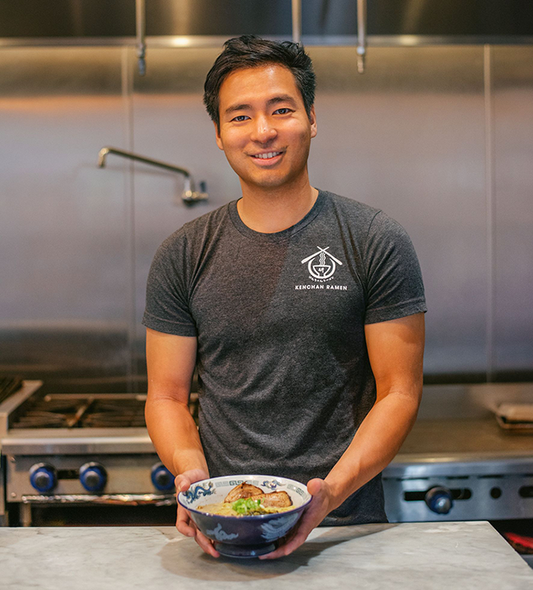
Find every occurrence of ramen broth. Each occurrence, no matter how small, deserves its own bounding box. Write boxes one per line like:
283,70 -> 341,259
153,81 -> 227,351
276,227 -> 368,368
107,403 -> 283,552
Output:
197,501 -> 293,516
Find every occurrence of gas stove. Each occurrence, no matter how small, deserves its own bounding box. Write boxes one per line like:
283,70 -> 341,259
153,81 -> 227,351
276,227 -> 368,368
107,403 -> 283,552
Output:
382,383 -> 533,523
2,381 -> 533,527
0,382 -> 187,526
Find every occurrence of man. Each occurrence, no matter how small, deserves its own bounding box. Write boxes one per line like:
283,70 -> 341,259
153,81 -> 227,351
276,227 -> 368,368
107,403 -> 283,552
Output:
143,35 -> 426,559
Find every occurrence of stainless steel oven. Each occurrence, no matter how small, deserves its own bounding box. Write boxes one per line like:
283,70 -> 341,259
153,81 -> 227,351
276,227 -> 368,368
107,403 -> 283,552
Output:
0,382 -> 187,526
382,383 -> 533,523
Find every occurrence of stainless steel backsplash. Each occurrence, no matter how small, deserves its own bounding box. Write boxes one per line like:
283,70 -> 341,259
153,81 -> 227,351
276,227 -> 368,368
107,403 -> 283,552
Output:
1,44 -> 532,391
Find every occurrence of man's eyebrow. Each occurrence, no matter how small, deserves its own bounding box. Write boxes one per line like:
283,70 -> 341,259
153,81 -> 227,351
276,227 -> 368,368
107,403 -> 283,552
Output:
223,95 -> 298,116
224,103 -> 252,115
267,95 -> 298,107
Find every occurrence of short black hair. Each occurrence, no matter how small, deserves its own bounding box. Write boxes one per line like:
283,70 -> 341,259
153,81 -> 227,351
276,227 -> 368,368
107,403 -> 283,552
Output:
204,35 -> 316,130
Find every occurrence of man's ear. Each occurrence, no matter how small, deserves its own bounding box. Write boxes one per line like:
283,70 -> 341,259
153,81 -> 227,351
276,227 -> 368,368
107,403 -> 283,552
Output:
214,121 -> 224,151
309,105 -> 317,139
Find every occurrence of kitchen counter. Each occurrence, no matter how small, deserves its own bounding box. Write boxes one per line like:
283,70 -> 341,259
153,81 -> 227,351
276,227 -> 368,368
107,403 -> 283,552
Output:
1,522 -> 532,589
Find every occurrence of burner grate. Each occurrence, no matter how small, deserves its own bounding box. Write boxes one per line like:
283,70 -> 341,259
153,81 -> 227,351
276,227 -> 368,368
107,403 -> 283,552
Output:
10,395 -> 147,429
12,411 -> 69,428
81,400 -> 146,428
0,376 -> 23,404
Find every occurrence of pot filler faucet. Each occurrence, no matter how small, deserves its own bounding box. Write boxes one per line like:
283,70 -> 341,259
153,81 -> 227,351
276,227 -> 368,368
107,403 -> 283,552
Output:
98,146 -> 208,204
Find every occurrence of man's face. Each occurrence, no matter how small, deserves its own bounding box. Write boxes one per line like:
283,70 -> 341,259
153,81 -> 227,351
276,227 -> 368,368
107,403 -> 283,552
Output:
215,64 -> 317,194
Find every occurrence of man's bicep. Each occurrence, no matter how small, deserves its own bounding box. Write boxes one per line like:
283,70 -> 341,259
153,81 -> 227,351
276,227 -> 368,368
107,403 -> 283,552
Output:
145,328 -> 197,403
364,313 -> 425,402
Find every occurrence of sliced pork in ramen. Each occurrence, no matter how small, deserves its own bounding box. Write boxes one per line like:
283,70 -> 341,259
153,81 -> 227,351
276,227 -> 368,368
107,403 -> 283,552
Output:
253,491 -> 292,508
224,482 -> 263,503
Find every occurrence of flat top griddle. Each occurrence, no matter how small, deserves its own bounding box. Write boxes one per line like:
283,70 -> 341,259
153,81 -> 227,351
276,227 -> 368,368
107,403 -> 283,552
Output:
398,417 -> 533,460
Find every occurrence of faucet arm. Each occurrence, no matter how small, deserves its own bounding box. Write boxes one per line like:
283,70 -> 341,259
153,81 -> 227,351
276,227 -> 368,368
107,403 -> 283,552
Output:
98,147 -> 191,179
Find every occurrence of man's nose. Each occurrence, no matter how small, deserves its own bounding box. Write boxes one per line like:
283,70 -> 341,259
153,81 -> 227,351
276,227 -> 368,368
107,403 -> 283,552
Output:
251,116 -> 277,143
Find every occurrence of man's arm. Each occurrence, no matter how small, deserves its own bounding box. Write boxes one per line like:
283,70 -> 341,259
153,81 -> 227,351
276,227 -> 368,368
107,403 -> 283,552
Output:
325,312 -> 425,498
145,327 -> 220,557
261,312 -> 425,559
145,328 -> 206,475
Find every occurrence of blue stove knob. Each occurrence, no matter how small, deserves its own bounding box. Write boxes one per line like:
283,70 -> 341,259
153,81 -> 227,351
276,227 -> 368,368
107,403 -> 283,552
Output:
151,463 -> 175,491
79,462 -> 107,492
29,463 -> 57,493
425,486 -> 454,514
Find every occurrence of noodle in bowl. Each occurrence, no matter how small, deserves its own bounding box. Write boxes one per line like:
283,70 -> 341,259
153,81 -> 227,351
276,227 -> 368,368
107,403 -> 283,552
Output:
177,475 -> 312,558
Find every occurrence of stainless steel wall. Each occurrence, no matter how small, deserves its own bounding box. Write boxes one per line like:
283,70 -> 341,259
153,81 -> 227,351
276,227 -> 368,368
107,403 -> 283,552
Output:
1,44 -> 532,391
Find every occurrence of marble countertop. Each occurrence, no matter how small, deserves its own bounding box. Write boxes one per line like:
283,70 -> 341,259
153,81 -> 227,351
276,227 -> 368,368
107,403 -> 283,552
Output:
1,521 -> 532,590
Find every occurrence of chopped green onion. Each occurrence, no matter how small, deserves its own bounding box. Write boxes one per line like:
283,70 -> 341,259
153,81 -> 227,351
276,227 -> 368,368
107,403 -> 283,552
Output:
232,497 -> 265,515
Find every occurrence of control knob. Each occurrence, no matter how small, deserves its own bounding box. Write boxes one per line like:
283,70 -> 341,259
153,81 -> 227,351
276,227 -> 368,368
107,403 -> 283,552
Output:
151,463 -> 175,491
29,463 -> 57,493
425,486 -> 454,514
79,462 -> 107,492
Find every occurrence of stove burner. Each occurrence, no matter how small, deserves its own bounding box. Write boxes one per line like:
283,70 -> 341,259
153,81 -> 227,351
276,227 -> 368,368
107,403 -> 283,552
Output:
10,394 -> 148,429
12,411 -> 69,429
82,401 -> 145,428
83,413 -> 146,428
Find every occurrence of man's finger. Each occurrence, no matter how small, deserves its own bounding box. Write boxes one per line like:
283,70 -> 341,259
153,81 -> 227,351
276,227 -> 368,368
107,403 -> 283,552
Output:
259,531 -> 307,560
175,474 -> 190,493
176,505 -> 196,537
259,480 -> 331,560
259,515 -> 312,560
194,529 -> 220,558
176,519 -> 196,537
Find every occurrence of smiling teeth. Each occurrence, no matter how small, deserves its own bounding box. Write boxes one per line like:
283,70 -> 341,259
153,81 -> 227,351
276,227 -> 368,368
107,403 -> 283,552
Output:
254,152 -> 281,159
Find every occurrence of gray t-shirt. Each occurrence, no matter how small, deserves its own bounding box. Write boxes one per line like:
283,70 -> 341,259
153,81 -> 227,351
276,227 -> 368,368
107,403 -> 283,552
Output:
143,190 -> 426,524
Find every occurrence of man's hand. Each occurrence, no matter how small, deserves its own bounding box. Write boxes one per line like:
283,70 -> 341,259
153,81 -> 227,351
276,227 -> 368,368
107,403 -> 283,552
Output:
175,469 -> 220,558
259,478 -> 332,560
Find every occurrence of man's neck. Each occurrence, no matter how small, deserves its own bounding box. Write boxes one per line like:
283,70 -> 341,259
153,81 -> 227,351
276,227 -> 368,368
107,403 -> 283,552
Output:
237,183 -> 319,234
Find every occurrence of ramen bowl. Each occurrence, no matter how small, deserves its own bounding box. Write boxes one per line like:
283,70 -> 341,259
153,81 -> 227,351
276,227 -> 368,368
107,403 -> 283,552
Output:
177,475 -> 312,558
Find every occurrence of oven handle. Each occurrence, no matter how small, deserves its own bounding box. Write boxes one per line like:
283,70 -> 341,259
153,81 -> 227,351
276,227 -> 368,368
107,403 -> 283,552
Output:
21,494 -> 176,506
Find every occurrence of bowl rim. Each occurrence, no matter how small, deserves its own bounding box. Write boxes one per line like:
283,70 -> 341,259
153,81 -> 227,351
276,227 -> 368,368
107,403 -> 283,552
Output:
177,474 -> 312,519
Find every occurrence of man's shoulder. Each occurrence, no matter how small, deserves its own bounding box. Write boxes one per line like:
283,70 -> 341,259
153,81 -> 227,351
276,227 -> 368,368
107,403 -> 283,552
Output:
320,190 -> 382,224
160,201 -> 234,249
319,190 -> 412,242
181,200 -> 234,234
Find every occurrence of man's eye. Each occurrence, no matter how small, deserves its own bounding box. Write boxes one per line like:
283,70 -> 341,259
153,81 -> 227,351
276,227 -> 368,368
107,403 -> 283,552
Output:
232,115 -> 249,122
274,108 -> 292,115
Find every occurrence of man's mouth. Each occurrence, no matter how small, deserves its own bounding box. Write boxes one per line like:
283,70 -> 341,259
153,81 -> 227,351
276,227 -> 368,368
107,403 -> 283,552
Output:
251,151 -> 283,160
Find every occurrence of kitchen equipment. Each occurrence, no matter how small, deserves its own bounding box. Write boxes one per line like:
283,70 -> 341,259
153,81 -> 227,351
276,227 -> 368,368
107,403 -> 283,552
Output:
98,147 -> 208,204
3,0 -> 533,42
3,381 -> 533,526
0,376 -> 24,405
0,380 -> 41,526
382,383 -> 533,522
0,381 -> 187,526
496,403 -> 533,432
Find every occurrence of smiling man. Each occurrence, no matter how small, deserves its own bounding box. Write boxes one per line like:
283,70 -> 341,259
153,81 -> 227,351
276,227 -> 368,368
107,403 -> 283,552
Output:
143,36 -> 427,559
214,64 -> 316,217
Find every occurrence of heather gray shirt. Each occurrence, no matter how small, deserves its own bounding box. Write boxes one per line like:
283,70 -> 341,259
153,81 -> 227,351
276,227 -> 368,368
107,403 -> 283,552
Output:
143,190 -> 427,524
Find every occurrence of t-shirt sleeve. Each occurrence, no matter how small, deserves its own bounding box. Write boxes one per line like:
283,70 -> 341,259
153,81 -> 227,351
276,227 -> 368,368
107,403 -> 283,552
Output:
142,232 -> 198,336
363,211 -> 427,324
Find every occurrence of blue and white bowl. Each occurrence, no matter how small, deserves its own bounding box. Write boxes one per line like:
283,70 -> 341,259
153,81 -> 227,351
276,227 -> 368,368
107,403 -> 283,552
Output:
177,475 -> 312,558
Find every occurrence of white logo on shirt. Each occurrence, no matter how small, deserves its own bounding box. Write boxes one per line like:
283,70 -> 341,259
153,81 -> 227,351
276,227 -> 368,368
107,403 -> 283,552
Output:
301,247 -> 343,281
